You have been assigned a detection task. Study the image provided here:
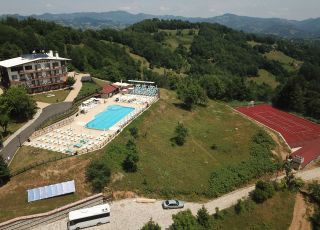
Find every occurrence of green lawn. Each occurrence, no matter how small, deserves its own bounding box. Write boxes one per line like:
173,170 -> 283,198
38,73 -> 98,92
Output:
32,89 -> 71,104
249,69 -> 280,89
215,191 -> 296,230
264,50 -> 303,72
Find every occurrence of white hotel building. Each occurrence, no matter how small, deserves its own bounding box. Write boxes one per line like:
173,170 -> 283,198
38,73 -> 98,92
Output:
0,51 -> 70,93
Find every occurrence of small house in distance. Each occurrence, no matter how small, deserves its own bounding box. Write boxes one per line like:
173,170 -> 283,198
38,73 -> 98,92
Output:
100,84 -> 119,98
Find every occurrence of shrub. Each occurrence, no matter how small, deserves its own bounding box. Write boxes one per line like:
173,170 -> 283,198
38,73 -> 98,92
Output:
251,180 -> 275,203
0,155 -> 10,185
129,127 -> 139,139
141,218 -> 161,230
170,209 -> 199,230
173,122 -> 188,146
196,206 -> 212,228
66,76 -> 76,87
122,140 -> 140,172
85,160 -> 111,192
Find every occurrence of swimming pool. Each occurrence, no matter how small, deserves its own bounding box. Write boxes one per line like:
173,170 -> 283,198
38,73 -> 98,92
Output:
85,105 -> 135,130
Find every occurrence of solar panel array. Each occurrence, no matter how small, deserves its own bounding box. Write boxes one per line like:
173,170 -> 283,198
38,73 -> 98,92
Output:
27,180 -> 76,202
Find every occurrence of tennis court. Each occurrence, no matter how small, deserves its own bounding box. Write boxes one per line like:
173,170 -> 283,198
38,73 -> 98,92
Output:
236,104 -> 320,148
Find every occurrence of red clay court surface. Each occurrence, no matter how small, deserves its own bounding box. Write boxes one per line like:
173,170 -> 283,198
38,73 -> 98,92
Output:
236,104 -> 320,149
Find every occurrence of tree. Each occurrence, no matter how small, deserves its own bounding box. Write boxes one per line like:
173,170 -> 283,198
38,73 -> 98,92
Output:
196,206 -> 212,228
66,76 -> 76,88
0,113 -> 10,135
122,152 -> 139,172
123,140 -> 140,172
85,160 -> 111,192
173,123 -> 188,146
141,218 -> 161,230
177,80 -> 208,110
0,155 -> 10,185
283,161 -> 304,190
251,180 -> 275,203
3,87 -> 36,121
170,210 -> 199,230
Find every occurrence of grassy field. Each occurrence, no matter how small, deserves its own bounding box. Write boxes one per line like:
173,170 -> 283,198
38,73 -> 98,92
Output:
247,40 -> 262,47
32,89 -> 70,104
249,69 -> 279,89
1,88 -> 283,221
76,82 -> 101,99
216,191 -> 296,230
264,50 -> 303,72
92,77 -> 110,88
160,29 -> 198,51
9,146 -> 65,173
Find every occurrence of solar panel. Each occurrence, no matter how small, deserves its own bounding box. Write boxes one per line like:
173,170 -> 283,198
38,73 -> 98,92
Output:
27,180 -> 75,202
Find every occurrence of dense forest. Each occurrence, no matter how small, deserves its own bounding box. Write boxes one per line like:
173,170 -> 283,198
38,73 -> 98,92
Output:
0,17 -> 319,120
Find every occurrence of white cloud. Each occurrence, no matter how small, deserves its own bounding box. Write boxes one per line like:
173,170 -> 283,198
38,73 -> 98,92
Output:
119,6 -> 132,11
159,6 -> 170,11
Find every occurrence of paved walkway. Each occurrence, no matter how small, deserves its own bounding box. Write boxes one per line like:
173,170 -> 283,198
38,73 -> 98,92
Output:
34,167 -> 320,230
64,73 -> 83,102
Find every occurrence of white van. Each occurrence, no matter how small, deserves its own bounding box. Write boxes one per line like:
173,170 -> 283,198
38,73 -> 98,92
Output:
67,204 -> 110,230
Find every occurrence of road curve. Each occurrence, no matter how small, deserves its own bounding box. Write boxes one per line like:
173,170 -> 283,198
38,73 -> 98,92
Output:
0,102 -> 72,162
34,167 -> 320,230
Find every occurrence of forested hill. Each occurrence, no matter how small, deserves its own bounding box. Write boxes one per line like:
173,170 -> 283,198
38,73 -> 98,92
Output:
0,17 -> 319,121
2,11 -> 320,38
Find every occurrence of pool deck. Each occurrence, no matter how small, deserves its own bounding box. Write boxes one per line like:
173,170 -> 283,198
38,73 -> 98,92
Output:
25,94 -> 156,154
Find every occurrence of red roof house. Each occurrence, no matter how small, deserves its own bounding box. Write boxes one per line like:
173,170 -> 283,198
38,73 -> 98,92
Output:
101,84 -> 119,98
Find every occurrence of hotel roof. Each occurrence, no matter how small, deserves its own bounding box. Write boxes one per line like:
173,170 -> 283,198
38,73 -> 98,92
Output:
0,52 -> 70,68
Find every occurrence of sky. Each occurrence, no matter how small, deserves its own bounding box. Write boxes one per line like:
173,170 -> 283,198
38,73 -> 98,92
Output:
0,0 -> 319,20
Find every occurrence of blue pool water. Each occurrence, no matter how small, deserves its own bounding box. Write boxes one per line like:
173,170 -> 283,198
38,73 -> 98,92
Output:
85,105 -> 135,130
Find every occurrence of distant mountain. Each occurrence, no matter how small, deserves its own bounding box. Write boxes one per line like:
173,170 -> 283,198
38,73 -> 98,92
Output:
2,11 -> 320,38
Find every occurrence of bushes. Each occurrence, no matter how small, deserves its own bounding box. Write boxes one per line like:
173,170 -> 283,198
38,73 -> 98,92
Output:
251,180 -> 275,203
173,123 -> 188,146
196,206 -> 212,229
208,130 -> 279,197
85,160 -> 111,192
122,140 -> 140,172
141,219 -> 161,230
0,155 -> 10,185
129,127 -> 139,139
170,210 -> 199,230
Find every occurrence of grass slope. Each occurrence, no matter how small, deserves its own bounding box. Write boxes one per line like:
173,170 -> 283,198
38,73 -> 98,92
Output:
264,50 -> 303,72
106,89 -> 259,198
160,29 -> 198,50
216,191 -> 296,230
249,69 -> 279,89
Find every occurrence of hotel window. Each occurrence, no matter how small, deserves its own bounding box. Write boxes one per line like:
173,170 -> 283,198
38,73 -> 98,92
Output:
11,66 -> 23,72
25,65 -> 33,70
11,75 -> 18,80
35,64 -> 41,70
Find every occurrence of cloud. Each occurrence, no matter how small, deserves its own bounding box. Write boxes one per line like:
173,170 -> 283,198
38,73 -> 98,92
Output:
159,6 -> 170,11
119,6 -> 132,11
45,3 -> 53,8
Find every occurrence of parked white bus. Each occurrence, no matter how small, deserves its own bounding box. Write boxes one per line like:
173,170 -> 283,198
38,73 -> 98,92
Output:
67,204 -> 110,230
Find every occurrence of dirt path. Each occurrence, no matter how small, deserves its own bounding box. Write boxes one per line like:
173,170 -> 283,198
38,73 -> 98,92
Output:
289,193 -> 311,230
